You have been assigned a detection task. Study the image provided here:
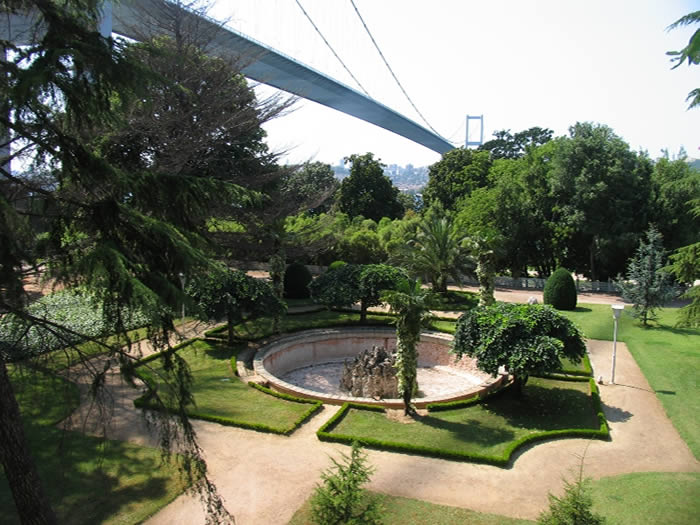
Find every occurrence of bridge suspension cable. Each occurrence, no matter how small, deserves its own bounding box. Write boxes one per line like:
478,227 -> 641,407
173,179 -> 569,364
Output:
294,0 -> 371,97
348,0 -> 453,144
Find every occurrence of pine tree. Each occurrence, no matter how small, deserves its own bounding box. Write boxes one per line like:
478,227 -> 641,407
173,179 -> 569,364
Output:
618,226 -> 676,326
311,442 -> 383,525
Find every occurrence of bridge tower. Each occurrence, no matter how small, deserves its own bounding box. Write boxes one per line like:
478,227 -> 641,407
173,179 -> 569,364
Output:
466,114 -> 484,148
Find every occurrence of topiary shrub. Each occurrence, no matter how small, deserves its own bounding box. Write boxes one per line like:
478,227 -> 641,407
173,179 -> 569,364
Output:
328,260 -> 347,272
543,268 -> 577,310
284,262 -> 312,299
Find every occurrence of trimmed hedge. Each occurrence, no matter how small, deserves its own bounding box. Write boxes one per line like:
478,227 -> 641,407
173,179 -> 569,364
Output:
284,262 -> 313,299
317,380 -> 609,466
132,341 -> 322,435
543,268 -> 578,310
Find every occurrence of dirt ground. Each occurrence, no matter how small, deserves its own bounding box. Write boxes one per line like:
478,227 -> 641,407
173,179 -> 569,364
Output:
55,284 -> 698,525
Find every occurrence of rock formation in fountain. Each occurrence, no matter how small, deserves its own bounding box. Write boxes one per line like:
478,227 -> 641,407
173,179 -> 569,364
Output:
340,345 -> 399,399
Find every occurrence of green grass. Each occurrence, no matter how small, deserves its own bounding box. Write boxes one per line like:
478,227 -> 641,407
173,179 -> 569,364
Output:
135,339 -> 319,433
1,366 -> 189,524
561,304 -> 700,458
589,471 -> 700,525
325,378 -> 601,461
206,310 -> 397,340
428,290 -> 479,311
288,492 -> 533,525
33,317 -> 192,372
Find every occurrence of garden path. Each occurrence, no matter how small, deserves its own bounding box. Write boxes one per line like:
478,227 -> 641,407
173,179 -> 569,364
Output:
60,306 -> 699,524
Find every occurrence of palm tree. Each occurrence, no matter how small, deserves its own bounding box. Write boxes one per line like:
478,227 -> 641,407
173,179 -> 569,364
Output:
381,279 -> 432,415
394,205 -> 471,294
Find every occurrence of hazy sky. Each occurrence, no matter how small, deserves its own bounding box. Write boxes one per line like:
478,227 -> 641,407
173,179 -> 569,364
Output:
211,0 -> 700,167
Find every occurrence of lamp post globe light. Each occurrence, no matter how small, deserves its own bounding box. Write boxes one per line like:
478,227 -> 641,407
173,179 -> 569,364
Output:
610,304 -> 624,384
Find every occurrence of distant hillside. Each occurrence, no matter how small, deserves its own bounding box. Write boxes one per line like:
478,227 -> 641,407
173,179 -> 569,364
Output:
332,162 -> 429,191
688,158 -> 700,171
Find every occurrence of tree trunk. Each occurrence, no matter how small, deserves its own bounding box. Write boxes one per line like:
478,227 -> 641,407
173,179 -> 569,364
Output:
589,239 -> 597,282
227,310 -> 235,345
0,360 -> 59,525
360,301 -> 367,323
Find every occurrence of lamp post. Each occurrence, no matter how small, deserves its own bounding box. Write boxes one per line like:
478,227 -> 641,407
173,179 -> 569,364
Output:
610,304 -> 624,384
178,272 -> 186,329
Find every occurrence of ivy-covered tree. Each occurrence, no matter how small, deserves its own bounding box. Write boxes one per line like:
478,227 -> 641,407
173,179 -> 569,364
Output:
188,266 -> 285,344
310,264 -> 406,322
381,279 -> 432,415
453,304 -> 587,394
618,226 -> 677,326
336,153 -> 404,221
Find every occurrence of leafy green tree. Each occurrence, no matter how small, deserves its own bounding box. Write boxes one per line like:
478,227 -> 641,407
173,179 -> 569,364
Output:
543,268 -> 578,311
649,154 -> 700,251
422,148 -> 491,210
311,442 -> 383,525
394,204 -> 472,294
667,242 -> 700,328
550,122 -> 653,280
310,264 -> 406,322
667,11 -> 700,109
479,126 -> 553,159
336,153 -> 404,221
1,1 -> 273,521
188,266 -> 284,344
453,304 -> 586,394
381,279 -> 432,415
618,226 -> 677,326
281,161 -> 339,214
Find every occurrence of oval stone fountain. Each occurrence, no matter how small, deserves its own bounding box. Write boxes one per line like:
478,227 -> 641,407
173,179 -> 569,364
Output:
253,327 -> 505,409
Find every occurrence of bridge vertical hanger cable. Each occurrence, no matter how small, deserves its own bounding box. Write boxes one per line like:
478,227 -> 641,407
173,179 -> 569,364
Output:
348,0 -> 453,143
294,0 -> 371,97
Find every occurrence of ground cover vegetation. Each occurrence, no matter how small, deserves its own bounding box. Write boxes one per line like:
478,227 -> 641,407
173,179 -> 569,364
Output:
133,339 -> 321,434
0,367 -> 189,524
559,305 -> 700,459
2,3 -> 698,524
0,0 -> 293,521
317,377 -> 607,466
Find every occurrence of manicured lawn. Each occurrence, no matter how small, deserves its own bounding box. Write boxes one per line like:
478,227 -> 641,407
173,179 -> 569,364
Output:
428,290 -> 479,311
561,304 -> 700,458
326,378 -> 601,462
207,310 -> 396,340
34,317 -> 192,372
590,471 -> 700,525
288,492 -> 534,525
1,367 -> 189,524
135,339 -> 318,433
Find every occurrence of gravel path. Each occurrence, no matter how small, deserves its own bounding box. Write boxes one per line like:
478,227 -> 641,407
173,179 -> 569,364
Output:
59,299 -> 698,524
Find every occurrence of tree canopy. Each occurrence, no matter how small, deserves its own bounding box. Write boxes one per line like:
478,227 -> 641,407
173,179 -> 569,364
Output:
335,153 -> 404,221
453,304 -> 587,393
422,148 -> 491,210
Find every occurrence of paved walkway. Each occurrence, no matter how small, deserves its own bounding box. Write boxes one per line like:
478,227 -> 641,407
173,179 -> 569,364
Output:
61,301 -> 698,524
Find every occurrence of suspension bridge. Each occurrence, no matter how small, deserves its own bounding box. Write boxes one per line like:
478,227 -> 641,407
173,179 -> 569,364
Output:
2,0 -> 465,156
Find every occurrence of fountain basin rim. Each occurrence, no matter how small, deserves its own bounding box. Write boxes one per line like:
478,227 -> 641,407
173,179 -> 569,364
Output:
253,327 -> 506,409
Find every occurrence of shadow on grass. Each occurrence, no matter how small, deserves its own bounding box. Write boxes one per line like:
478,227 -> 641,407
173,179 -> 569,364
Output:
480,384 -> 599,431
574,306 -> 593,313
413,413 -> 516,446
0,425 -> 181,525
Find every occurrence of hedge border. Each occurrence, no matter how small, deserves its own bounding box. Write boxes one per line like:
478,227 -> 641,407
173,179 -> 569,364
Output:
317,379 -> 609,467
132,340 -> 322,435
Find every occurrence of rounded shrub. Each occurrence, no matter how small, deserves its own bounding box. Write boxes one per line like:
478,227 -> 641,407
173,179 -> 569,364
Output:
328,260 -> 347,272
543,268 -> 577,310
284,262 -> 313,299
